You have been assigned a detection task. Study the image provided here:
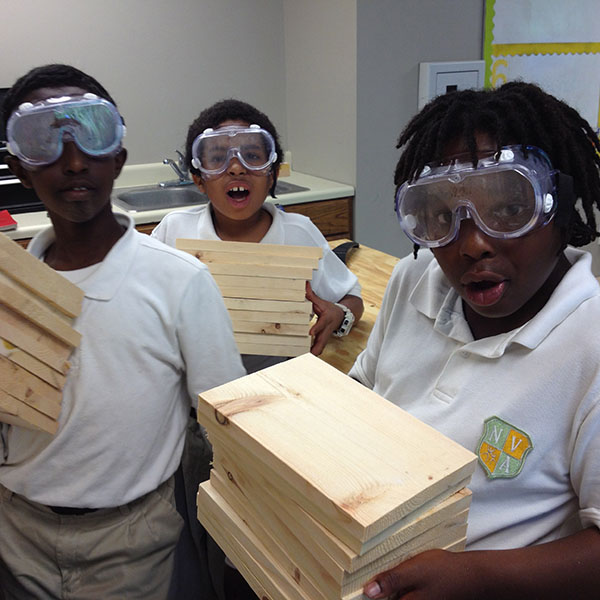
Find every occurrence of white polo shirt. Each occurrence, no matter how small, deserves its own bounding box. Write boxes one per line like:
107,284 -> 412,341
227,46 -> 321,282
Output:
350,248 -> 600,549
0,214 -> 245,507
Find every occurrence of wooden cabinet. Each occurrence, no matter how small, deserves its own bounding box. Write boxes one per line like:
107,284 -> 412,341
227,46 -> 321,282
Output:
279,196 -> 353,240
134,196 -> 354,241
10,196 -> 354,247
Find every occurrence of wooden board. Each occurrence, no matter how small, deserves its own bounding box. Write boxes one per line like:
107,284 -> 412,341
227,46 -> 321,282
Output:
176,239 -> 321,356
0,306 -> 72,373
0,389 -> 58,434
213,445 -> 472,571
0,355 -> 61,419
0,340 -> 66,389
0,231 -> 84,318
0,272 -> 81,348
197,353 -> 476,551
198,479 -> 467,600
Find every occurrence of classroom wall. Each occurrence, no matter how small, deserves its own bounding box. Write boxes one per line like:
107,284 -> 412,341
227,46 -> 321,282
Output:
283,0 -> 357,186
2,0 -> 287,166
354,0 -> 485,258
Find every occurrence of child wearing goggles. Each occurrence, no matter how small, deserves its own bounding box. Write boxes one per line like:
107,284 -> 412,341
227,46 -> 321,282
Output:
0,64 -> 244,599
353,82 -> 600,600
152,98 -> 363,599
152,99 -> 364,361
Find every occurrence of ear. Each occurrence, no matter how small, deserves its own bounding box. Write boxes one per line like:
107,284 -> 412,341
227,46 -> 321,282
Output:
5,156 -> 33,189
113,148 -> 127,179
192,173 -> 206,194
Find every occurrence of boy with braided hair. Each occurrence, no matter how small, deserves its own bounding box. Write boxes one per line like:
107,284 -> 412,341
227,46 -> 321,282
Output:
354,82 -> 600,599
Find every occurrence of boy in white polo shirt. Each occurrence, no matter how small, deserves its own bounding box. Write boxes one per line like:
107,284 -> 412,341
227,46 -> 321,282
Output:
0,64 -> 245,599
355,82 -> 600,599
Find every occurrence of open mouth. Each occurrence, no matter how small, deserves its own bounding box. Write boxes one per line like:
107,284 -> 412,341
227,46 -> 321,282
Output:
464,279 -> 506,306
227,186 -> 249,200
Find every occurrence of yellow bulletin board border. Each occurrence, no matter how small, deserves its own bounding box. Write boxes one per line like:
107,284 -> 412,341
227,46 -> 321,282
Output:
484,0 -> 600,130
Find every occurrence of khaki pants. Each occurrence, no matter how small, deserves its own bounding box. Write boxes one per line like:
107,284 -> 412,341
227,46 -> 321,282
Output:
0,477 -> 183,600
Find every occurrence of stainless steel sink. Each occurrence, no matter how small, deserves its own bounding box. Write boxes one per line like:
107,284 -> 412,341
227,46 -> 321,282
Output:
113,180 -> 310,213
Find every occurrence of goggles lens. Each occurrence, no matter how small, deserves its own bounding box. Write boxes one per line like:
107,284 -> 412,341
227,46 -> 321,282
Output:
7,94 -> 124,168
395,146 -> 557,248
191,125 -> 277,178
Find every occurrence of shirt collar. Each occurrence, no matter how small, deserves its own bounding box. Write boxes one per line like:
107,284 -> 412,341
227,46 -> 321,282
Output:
410,248 -> 599,355
28,213 -> 138,301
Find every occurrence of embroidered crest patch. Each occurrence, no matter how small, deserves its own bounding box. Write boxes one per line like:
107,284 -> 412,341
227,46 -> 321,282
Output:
477,416 -> 533,479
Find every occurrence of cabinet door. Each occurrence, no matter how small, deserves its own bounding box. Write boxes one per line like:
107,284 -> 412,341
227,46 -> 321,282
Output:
281,197 -> 353,240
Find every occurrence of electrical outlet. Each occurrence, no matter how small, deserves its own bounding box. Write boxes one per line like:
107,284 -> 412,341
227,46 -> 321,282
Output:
418,60 -> 485,110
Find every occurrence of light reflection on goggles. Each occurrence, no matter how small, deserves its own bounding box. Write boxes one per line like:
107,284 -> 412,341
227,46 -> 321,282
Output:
191,125 -> 277,179
395,146 -> 559,248
7,94 -> 125,169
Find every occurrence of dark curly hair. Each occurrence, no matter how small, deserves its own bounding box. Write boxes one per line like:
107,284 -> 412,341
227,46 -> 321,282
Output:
2,64 -> 118,129
394,81 -> 600,255
185,98 -> 283,197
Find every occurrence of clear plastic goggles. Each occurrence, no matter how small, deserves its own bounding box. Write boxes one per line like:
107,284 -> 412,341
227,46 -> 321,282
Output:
7,93 -> 125,168
395,146 -> 559,248
191,124 -> 277,178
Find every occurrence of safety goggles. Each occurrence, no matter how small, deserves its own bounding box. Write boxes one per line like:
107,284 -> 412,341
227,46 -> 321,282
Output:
7,93 -> 125,169
395,146 -> 561,248
191,124 -> 277,178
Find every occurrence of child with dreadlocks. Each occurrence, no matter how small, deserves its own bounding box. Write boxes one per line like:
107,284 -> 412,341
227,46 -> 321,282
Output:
351,81 -> 600,599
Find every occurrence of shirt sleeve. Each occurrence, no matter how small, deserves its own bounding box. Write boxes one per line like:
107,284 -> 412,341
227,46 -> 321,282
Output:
348,262 -> 403,388
175,267 -> 246,406
570,390 -> 600,531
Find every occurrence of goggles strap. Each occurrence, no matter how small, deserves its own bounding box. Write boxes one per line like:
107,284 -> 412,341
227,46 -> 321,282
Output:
554,172 -> 575,228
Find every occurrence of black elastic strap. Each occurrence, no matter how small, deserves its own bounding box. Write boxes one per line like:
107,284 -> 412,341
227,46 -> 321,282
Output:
333,241 -> 359,264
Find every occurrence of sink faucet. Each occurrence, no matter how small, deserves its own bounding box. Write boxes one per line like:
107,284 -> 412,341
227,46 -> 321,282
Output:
160,150 -> 193,187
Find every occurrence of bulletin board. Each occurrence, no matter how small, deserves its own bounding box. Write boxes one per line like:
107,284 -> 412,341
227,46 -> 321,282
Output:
484,0 -> 600,131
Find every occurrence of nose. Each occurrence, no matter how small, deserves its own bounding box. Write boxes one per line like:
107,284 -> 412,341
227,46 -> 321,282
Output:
455,217 -> 496,260
227,153 -> 247,175
60,141 -> 89,173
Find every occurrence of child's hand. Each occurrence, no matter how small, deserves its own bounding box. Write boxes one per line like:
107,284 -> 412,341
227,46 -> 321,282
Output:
305,282 -> 346,356
363,548 -> 485,600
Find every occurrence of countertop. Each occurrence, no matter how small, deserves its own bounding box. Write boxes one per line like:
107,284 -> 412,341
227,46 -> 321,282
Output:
4,162 -> 354,241
319,239 -> 400,374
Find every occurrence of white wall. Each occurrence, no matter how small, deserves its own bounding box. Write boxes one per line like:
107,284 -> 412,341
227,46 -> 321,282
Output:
2,0 -> 287,166
355,0 -> 484,258
283,0 -> 357,185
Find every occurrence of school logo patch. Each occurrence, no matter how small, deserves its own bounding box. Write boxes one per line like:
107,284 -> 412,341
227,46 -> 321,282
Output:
477,416 -> 533,479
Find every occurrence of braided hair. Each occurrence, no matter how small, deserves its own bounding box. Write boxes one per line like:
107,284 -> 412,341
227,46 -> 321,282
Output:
394,81 -> 600,255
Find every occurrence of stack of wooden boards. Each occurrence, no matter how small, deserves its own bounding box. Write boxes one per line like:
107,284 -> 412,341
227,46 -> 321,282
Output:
196,353 -> 477,600
176,239 -> 321,357
0,232 -> 83,434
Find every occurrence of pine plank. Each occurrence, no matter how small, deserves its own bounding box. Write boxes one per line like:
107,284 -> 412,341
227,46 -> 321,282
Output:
0,355 -> 62,419
197,353 -> 476,551
213,274 -> 306,291
211,434 -> 471,557
0,389 -> 58,434
0,272 -> 81,348
0,232 -> 84,319
198,481 -> 311,600
179,249 -> 319,269
176,238 -> 323,260
203,262 -> 314,280
0,306 -> 72,373
1,339 -> 67,390
228,309 -> 312,326
217,285 -> 305,302
234,333 -> 312,348
234,341 -> 311,358
213,446 -> 472,571
224,297 -> 312,315
230,320 -> 310,336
